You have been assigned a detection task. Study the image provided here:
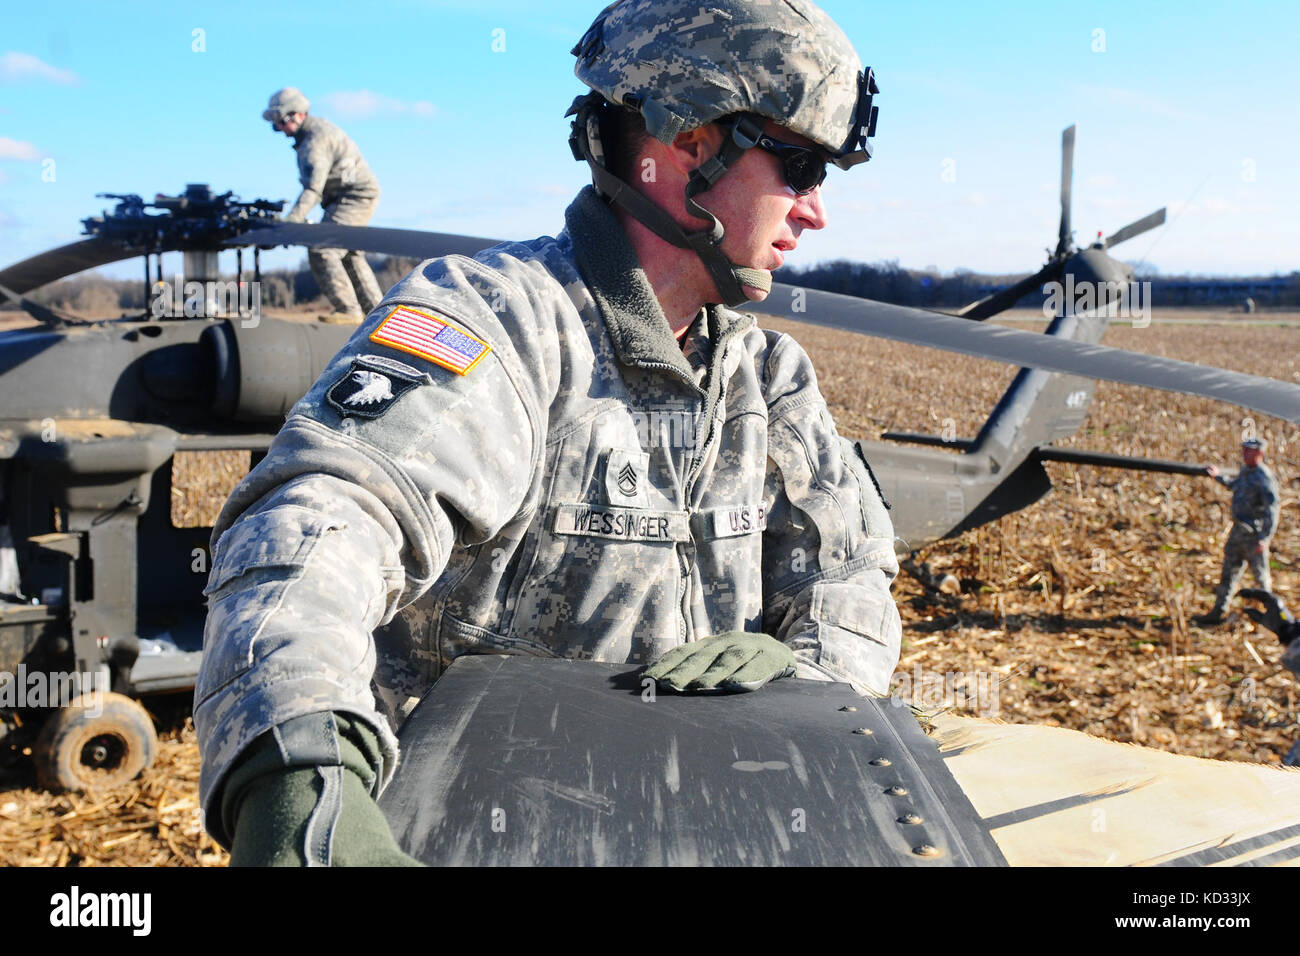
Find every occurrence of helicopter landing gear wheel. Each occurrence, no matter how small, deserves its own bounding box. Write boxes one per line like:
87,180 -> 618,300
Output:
33,692 -> 157,792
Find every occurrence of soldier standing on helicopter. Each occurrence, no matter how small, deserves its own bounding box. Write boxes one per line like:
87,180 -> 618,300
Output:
263,87 -> 383,324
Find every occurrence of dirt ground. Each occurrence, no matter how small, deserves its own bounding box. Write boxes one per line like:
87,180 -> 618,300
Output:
2,305 -> 1297,865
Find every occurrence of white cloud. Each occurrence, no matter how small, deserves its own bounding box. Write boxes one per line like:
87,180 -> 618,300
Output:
1072,84 -> 1194,121
0,138 -> 40,161
1201,196 -> 1240,215
1168,196 -> 1242,217
318,89 -> 436,119
833,200 -> 879,215
0,51 -> 79,85
1085,195 -> 1127,210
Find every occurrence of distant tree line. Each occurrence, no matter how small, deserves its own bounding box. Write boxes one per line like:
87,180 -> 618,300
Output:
774,260 -> 1300,311
773,259 -> 1008,309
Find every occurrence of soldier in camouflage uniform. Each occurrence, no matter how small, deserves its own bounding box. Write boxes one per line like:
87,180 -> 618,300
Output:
203,0 -> 895,865
1200,438 -> 1281,623
263,87 -> 383,323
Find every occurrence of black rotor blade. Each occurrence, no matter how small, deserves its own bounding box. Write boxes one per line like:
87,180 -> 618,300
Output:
1034,446 -> 1209,476
0,237 -> 139,296
753,283 -> 1300,424
227,222 -> 496,260
955,260 -> 1061,321
1055,124 -> 1075,258
0,281 -> 79,327
1104,207 -> 1166,249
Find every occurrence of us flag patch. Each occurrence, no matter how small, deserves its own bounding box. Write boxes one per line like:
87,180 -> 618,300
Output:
369,305 -> 491,376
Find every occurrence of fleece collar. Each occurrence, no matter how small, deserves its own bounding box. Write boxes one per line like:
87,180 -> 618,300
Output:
564,186 -> 753,387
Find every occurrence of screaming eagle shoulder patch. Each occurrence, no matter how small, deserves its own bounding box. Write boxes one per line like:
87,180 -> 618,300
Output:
369,304 -> 491,376
327,354 -> 430,419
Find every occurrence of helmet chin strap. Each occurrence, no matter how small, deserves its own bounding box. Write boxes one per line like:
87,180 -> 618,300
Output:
569,96 -> 771,308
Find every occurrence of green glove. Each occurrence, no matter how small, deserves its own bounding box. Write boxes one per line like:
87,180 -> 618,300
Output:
219,712 -> 422,867
644,631 -> 797,693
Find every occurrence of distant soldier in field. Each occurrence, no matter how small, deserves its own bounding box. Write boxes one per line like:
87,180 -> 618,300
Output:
263,87 -> 383,323
1200,438 -> 1280,623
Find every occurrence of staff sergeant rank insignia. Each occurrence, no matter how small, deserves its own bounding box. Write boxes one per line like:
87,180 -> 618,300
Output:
369,304 -> 491,376
327,354 -> 430,419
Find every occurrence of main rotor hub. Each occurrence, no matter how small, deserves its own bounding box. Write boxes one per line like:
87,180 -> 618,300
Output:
82,184 -> 284,253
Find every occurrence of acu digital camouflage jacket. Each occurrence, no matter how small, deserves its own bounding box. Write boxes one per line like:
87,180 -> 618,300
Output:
195,186 -> 902,816
284,114 -> 379,222
1217,464 -> 1280,539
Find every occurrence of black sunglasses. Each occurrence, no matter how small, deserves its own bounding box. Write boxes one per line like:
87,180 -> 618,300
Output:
754,135 -> 829,195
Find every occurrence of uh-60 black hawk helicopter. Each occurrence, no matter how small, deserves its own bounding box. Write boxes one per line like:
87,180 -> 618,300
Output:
1,127 -> 1299,863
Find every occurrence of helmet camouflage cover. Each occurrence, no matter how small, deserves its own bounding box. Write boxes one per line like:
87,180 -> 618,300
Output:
262,86 -> 310,122
573,0 -> 877,168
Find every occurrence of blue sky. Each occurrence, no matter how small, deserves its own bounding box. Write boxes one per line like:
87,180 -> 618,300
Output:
2,0 -> 1297,283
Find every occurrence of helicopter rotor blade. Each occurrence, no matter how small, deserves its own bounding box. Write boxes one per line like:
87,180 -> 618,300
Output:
1104,207 -> 1166,249
225,221 -> 496,261
955,260 -> 1061,321
9,219 -> 1296,424
1054,124 -> 1075,259
752,283 -> 1300,424
0,223 -> 496,300
0,237 -> 141,296
0,281 -> 79,328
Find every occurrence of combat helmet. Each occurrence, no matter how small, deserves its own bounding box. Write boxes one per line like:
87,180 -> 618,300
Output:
263,87 -> 310,122
567,0 -> 879,307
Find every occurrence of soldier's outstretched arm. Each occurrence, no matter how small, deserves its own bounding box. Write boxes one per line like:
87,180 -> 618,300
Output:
283,188 -> 320,224
759,333 -> 902,697
195,251 -> 555,851
1206,464 -> 1233,488
283,133 -> 334,222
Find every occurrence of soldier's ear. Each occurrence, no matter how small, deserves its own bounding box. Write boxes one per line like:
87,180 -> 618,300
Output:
663,124 -> 725,176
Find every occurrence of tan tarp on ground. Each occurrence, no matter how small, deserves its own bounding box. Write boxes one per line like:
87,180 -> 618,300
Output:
934,713 -> 1300,866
